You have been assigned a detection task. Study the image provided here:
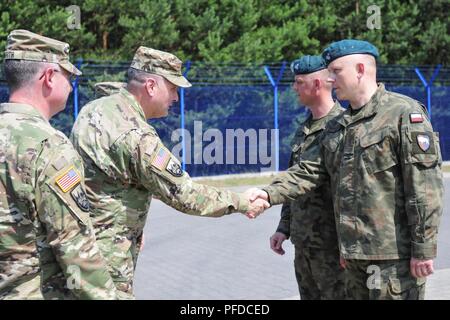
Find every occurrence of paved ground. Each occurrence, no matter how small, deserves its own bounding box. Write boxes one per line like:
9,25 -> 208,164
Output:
134,178 -> 450,300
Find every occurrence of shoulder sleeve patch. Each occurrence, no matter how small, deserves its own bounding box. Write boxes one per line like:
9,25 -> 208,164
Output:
52,156 -> 69,171
412,132 -> 435,154
166,157 -> 183,177
70,184 -> 90,212
410,113 -> 424,123
150,146 -> 171,171
55,166 -> 81,193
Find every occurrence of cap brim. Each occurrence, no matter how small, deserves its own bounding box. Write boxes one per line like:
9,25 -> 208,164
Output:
163,74 -> 192,88
59,61 -> 82,76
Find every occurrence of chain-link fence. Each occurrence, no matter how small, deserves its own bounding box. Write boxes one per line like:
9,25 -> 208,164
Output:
1,62 -> 449,177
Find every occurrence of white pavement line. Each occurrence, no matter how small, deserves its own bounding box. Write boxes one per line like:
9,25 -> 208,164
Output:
279,268 -> 450,300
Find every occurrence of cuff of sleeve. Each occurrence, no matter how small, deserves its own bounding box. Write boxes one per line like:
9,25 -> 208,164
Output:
411,241 -> 437,260
262,187 -> 282,205
236,193 -> 249,213
276,224 -> 290,238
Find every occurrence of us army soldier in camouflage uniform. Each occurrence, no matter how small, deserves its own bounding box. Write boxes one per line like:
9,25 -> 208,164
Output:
70,46 -> 269,297
94,82 -> 126,98
248,40 -> 443,300
0,30 -> 118,299
269,55 -> 345,299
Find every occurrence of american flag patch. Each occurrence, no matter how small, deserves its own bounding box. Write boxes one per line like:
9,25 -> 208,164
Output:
410,113 -> 424,123
151,146 -> 171,171
55,166 -> 81,193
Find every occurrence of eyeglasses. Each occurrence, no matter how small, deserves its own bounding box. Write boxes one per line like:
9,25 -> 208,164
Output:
39,69 -> 77,83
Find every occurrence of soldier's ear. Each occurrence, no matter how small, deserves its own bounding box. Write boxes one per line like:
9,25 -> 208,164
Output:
144,77 -> 157,97
41,67 -> 57,88
356,63 -> 365,79
313,78 -> 321,90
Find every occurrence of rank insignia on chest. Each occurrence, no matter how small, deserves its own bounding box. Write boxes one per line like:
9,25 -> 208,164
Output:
410,113 -> 424,123
55,166 -> 81,192
417,134 -> 431,152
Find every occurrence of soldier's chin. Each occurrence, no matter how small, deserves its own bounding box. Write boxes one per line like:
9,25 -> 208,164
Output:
335,90 -> 346,100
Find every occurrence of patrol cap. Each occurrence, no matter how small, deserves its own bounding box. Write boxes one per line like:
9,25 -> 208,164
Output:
4,29 -> 81,76
130,46 -> 191,88
322,39 -> 379,65
94,82 -> 126,98
290,55 -> 326,75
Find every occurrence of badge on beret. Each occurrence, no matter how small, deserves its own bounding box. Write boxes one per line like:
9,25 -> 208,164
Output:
417,134 -> 431,152
64,45 -> 70,55
166,158 -> 183,177
410,113 -> 424,123
70,185 -> 90,212
55,166 -> 81,193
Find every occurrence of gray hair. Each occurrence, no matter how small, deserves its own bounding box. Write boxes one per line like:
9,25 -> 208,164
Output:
127,67 -> 151,83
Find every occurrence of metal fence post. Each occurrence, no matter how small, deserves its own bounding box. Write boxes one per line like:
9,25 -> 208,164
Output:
264,62 -> 286,172
180,60 -> 191,171
414,64 -> 442,120
72,58 -> 83,119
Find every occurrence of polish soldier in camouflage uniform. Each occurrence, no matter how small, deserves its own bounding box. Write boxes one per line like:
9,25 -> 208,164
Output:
70,46 -> 268,297
94,82 -> 126,98
0,30 -> 118,300
270,55 -> 345,299
251,40 -> 443,300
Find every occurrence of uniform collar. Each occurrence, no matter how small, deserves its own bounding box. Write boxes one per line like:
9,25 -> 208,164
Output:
0,102 -> 49,123
117,87 -> 147,121
336,83 -> 386,127
302,100 -> 343,135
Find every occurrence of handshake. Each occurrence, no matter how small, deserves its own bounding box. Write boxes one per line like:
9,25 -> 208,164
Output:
242,188 -> 270,219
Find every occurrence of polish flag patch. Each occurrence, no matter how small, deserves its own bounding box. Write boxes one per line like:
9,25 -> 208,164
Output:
410,113 -> 424,123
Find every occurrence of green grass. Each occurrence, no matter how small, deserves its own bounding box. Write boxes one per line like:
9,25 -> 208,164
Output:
196,164 -> 450,188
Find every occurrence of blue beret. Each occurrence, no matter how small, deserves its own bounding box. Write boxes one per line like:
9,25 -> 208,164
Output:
290,55 -> 326,75
322,39 -> 379,65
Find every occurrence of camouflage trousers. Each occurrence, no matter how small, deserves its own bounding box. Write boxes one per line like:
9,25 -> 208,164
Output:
0,274 -> 43,300
345,259 -> 426,300
294,245 -> 346,300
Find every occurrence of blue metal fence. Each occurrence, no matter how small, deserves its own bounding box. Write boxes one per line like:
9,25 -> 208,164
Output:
1,62 -> 449,177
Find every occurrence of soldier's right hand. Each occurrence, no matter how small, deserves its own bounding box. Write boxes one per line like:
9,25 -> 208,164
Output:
245,198 -> 270,219
270,232 -> 287,255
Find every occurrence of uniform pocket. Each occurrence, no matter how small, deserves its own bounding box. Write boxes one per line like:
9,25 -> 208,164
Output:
322,132 -> 341,152
387,276 -> 426,300
360,128 -> 398,175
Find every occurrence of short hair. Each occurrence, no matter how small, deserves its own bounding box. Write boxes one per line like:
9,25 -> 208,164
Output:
127,67 -> 155,84
3,60 -> 47,91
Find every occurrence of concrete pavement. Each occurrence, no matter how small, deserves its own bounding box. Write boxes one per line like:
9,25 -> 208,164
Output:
133,179 -> 450,300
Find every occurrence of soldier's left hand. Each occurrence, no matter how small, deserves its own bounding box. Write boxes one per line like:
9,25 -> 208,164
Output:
410,258 -> 434,278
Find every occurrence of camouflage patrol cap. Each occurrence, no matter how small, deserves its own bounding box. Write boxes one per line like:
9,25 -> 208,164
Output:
4,29 -> 81,76
290,55 -> 326,75
322,39 -> 379,65
130,46 -> 191,88
94,82 -> 126,98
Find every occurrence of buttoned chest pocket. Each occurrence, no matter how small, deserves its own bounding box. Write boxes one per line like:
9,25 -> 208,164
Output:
321,130 -> 343,169
360,128 -> 398,175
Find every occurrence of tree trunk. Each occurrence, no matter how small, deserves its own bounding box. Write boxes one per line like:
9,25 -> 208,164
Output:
103,31 -> 109,50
